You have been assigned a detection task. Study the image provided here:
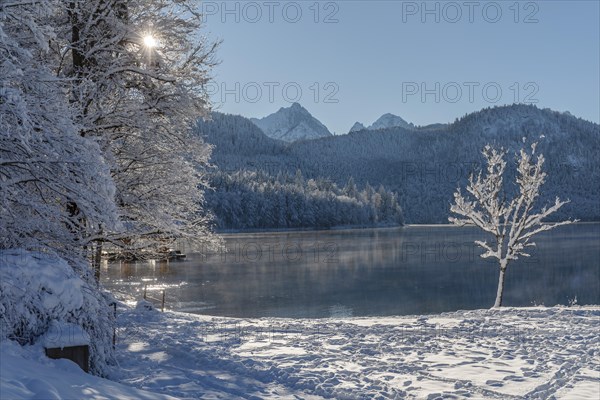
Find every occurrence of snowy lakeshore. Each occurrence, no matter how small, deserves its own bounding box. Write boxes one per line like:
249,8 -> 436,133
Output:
2,305 -> 599,399
3,1 -> 600,399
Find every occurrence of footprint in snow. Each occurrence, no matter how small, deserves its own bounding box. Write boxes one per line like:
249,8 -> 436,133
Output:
503,375 -> 526,382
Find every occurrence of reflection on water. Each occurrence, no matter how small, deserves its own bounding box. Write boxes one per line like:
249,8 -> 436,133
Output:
102,224 -> 600,318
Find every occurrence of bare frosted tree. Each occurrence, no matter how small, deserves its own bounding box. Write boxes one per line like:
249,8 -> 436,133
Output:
449,143 -> 574,307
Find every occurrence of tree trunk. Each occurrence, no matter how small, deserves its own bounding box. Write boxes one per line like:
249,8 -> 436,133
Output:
493,262 -> 508,308
94,240 -> 102,284
68,2 -> 85,74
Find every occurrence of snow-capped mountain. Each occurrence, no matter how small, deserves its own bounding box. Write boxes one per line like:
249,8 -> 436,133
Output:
251,105 -> 415,140
349,122 -> 366,133
250,103 -> 332,142
348,113 -> 415,133
370,113 -> 414,130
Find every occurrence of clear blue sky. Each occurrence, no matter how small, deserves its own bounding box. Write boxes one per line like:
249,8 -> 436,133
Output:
201,0 -> 600,134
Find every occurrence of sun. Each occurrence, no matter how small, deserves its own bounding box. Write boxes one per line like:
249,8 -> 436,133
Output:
143,35 -> 157,48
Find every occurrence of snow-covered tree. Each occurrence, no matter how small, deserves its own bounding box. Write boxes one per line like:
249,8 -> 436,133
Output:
0,0 -> 117,266
1,1 -> 119,375
449,143 -> 574,307
344,177 -> 358,198
1,0 -> 223,374
49,0 -> 222,264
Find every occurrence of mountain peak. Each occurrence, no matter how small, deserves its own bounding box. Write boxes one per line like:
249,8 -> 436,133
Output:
251,103 -> 332,142
276,102 -> 305,115
349,122 -> 366,133
348,113 -> 414,134
369,113 -> 414,130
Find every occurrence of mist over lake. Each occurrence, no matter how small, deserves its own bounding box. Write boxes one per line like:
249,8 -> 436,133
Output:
103,223 -> 600,318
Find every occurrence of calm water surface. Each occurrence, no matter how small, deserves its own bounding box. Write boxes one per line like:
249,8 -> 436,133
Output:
102,224 -> 600,318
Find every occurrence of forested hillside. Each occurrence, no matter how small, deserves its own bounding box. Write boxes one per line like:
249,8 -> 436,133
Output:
197,104 -> 599,225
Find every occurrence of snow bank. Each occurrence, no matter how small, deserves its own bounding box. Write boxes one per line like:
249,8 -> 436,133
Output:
0,249 -> 116,375
0,340 -> 177,400
135,299 -> 156,312
0,250 -> 85,341
42,321 -> 90,348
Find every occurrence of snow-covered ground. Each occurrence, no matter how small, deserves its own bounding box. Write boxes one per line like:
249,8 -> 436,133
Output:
0,340 -> 177,400
2,305 -> 599,399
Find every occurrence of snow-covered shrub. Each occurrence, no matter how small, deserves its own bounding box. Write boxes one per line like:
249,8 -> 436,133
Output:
0,249 -> 116,376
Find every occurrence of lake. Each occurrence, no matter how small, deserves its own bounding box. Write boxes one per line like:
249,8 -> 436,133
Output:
102,223 -> 600,318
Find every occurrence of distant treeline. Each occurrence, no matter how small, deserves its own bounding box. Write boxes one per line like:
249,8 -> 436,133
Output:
205,170 -> 403,230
